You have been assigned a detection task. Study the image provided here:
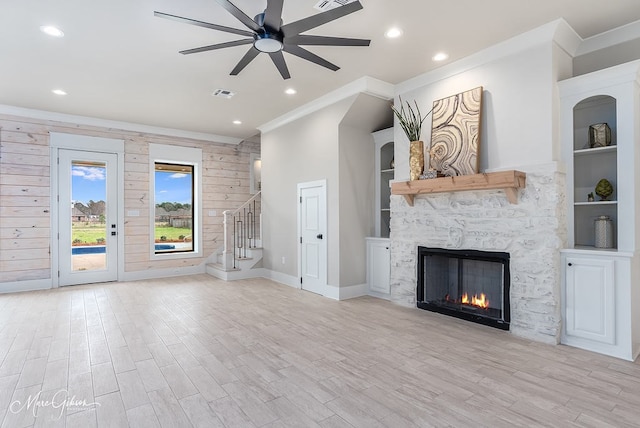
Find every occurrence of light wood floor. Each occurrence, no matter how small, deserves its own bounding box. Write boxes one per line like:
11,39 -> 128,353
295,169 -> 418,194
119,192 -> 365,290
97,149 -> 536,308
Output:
0,275 -> 639,428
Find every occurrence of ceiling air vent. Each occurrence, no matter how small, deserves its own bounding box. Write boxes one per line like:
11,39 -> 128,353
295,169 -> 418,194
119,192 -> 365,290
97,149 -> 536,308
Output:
212,89 -> 235,99
313,0 -> 357,12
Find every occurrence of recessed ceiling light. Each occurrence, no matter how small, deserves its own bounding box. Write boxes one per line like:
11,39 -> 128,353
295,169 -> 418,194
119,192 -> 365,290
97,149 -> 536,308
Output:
432,52 -> 449,62
52,89 -> 67,96
233,120 -> 242,125
285,88 -> 297,95
40,25 -> 64,37
384,27 -> 403,39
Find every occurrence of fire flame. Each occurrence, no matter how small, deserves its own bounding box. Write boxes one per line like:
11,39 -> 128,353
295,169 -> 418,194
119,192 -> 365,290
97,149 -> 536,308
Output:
461,292 -> 489,308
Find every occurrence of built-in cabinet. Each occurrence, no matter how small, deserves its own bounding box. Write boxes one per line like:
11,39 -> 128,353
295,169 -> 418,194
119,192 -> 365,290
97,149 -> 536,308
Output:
366,237 -> 391,298
366,128 -> 393,299
559,60 -> 640,361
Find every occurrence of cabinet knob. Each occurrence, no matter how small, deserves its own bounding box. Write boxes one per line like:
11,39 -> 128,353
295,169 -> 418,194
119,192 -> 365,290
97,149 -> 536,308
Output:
568,263 -> 572,266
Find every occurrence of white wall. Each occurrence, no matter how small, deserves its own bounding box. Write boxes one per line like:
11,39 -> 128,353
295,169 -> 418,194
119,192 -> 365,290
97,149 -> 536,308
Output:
261,97 -> 355,284
338,124 -> 375,286
395,43 -> 557,179
261,92 -> 391,289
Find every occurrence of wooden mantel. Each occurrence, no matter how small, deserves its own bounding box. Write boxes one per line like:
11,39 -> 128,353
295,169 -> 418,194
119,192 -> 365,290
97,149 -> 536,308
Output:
391,170 -> 526,206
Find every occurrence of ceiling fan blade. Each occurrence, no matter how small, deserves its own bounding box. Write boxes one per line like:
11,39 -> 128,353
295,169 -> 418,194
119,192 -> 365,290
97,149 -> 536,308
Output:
284,44 -> 339,71
281,1 -> 363,36
180,39 -> 254,55
269,51 -> 291,79
230,47 -> 261,75
263,0 -> 284,31
286,35 -> 370,47
214,0 -> 261,32
154,11 -> 254,37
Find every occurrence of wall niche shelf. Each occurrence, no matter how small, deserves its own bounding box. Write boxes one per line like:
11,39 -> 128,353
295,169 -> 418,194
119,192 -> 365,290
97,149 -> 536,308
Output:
391,170 -> 526,206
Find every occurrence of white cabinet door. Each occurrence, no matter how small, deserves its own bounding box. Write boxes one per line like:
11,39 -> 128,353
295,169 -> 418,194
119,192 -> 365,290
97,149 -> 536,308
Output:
366,238 -> 390,296
565,257 -> 615,344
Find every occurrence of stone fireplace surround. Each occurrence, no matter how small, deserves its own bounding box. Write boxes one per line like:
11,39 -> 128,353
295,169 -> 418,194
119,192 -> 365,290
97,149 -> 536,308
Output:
389,165 -> 567,344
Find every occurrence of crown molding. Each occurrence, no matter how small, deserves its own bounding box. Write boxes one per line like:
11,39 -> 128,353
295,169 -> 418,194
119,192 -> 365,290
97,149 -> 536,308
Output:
0,104 -> 242,145
396,19 -> 581,94
576,19 -> 640,56
258,76 -> 394,134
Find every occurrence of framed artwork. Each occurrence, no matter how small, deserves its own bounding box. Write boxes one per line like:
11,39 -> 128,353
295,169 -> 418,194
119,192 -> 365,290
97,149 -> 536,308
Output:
429,86 -> 483,176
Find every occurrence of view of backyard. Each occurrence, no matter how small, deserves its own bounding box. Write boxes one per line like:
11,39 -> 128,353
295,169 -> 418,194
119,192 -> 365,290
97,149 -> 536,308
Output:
72,222 -> 192,245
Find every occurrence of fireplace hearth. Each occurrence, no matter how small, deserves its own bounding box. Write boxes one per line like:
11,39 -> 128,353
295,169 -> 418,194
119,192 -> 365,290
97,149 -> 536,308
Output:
417,247 -> 510,330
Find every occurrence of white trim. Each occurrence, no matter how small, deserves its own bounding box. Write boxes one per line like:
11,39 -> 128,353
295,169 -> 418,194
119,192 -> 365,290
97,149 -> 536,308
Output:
121,265 -> 206,282
50,132 -> 125,152
368,290 -> 391,301
149,143 -> 203,261
1,104 -> 241,145
297,179 -> 328,297
0,279 -> 52,294
258,76 -> 394,133
49,133 -> 126,287
576,19 -> 640,56
337,283 -> 368,300
265,270 -> 301,289
396,19 -> 580,95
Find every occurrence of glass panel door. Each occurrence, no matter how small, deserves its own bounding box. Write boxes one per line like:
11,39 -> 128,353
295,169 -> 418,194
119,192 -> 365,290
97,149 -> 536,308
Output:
58,150 -> 118,285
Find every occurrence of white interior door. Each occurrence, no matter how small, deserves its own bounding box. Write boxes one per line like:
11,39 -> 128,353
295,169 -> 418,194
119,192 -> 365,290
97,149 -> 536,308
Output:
298,180 -> 327,295
58,149 -> 118,286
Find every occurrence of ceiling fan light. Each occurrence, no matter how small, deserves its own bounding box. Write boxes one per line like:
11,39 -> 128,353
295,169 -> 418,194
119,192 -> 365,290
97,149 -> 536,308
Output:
254,37 -> 283,53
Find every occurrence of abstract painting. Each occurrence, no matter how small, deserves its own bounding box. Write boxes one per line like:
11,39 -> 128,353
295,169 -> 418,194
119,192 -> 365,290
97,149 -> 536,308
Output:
429,86 -> 483,176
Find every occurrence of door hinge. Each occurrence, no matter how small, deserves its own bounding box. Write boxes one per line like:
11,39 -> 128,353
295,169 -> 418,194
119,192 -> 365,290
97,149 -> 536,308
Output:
300,237 -> 302,244
57,157 -> 59,165
299,196 -> 302,203
300,277 -> 303,284
57,270 -> 60,277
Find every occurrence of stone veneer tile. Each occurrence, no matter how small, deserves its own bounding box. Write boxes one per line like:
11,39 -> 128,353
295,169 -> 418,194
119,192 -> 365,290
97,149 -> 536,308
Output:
389,168 -> 567,344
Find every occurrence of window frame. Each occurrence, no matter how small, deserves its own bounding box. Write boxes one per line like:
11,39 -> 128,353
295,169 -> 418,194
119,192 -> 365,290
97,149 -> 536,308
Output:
149,143 -> 202,260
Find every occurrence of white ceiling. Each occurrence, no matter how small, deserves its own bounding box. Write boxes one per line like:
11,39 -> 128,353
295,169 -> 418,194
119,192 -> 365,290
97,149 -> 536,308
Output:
2,0 -> 640,140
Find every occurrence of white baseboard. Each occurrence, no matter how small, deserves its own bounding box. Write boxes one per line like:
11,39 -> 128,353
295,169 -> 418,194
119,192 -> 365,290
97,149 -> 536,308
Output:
0,278 -> 53,294
324,283 -> 368,300
266,270 -> 301,289
207,265 -> 269,281
368,290 -> 391,300
121,264 -> 206,282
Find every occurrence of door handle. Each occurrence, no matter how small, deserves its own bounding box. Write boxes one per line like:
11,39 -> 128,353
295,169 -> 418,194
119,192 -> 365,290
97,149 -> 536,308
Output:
316,233 -> 323,239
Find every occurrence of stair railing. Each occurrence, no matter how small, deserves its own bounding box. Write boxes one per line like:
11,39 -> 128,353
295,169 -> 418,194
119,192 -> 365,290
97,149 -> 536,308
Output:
222,191 -> 261,270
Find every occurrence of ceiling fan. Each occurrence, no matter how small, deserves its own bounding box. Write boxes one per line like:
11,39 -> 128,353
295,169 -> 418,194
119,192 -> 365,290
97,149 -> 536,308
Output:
154,0 -> 370,79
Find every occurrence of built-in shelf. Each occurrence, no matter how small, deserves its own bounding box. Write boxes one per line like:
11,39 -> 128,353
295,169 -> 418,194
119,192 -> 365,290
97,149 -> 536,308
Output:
391,170 -> 526,206
574,201 -> 617,206
574,145 -> 617,156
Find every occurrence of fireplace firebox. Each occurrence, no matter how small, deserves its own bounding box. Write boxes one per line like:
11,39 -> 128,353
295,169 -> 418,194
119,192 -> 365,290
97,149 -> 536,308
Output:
417,247 -> 510,330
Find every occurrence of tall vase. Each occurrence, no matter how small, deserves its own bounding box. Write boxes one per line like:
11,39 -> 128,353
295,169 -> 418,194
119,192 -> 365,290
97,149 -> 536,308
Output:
409,140 -> 424,181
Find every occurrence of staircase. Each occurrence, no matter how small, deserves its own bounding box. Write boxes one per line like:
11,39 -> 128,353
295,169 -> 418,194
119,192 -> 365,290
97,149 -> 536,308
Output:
206,192 -> 265,280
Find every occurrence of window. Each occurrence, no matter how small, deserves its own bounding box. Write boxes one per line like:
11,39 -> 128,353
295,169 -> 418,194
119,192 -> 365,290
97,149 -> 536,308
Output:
154,162 -> 194,254
149,144 -> 202,259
